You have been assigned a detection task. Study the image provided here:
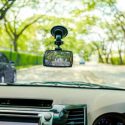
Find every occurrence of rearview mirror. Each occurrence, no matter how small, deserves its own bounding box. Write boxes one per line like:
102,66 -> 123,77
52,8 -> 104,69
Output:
43,50 -> 73,67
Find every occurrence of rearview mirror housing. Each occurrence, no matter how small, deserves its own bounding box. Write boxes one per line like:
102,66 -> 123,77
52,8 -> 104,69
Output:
43,50 -> 73,67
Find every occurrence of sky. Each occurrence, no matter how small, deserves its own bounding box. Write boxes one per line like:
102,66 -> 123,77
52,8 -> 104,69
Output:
117,0 -> 125,11
18,0 -> 83,19
18,0 -> 125,19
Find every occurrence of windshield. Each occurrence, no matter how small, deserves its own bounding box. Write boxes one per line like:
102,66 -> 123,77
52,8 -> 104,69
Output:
0,0 -> 125,89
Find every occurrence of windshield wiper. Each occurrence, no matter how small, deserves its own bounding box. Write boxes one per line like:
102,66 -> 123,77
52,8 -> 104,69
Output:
29,81 -> 95,87
23,81 -> 125,90
6,81 -> 125,90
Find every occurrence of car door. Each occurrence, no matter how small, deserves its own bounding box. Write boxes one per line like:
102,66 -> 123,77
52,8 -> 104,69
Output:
2,55 -> 13,82
0,54 -> 4,78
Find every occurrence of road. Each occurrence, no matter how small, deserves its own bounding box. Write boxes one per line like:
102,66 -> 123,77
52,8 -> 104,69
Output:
17,62 -> 125,87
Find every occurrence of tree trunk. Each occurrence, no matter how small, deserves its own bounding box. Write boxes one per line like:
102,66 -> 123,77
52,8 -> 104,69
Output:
13,40 -> 18,52
118,49 -> 123,65
103,52 -> 109,64
110,50 -> 114,64
106,49 -> 113,64
97,49 -> 104,63
105,56 -> 109,64
13,36 -> 18,52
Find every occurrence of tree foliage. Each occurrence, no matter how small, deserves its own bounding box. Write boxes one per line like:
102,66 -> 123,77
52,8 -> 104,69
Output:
0,0 -> 125,65
0,0 -> 16,20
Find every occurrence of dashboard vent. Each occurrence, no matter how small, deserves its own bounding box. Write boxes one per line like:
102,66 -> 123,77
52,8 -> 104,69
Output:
66,106 -> 87,125
0,98 -> 53,108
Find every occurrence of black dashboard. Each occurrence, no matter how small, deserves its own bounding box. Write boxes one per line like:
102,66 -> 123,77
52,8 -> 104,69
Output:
0,85 -> 125,125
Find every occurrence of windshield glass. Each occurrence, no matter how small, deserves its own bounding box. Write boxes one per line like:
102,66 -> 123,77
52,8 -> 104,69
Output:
0,0 -> 125,88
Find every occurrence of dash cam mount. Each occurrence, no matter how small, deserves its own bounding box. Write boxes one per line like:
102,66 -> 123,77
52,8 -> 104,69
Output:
51,26 -> 68,50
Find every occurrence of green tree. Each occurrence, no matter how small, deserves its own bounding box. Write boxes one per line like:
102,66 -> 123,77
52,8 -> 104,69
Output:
4,15 -> 42,52
0,0 -> 16,20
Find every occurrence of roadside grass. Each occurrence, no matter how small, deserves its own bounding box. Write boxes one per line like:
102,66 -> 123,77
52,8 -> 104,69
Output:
101,56 -> 125,65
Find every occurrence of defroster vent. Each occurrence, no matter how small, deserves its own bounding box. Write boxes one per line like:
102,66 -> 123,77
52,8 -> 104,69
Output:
0,98 -> 53,108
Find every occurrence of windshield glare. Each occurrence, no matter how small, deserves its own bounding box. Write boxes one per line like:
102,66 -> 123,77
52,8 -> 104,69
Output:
0,0 -> 125,88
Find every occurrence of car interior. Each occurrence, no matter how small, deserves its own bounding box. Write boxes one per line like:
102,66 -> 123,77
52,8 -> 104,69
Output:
0,0 -> 125,125
0,84 -> 125,125
0,26 -> 125,125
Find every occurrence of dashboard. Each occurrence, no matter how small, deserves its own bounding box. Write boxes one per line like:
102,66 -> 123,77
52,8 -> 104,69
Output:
0,85 -> 125,125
